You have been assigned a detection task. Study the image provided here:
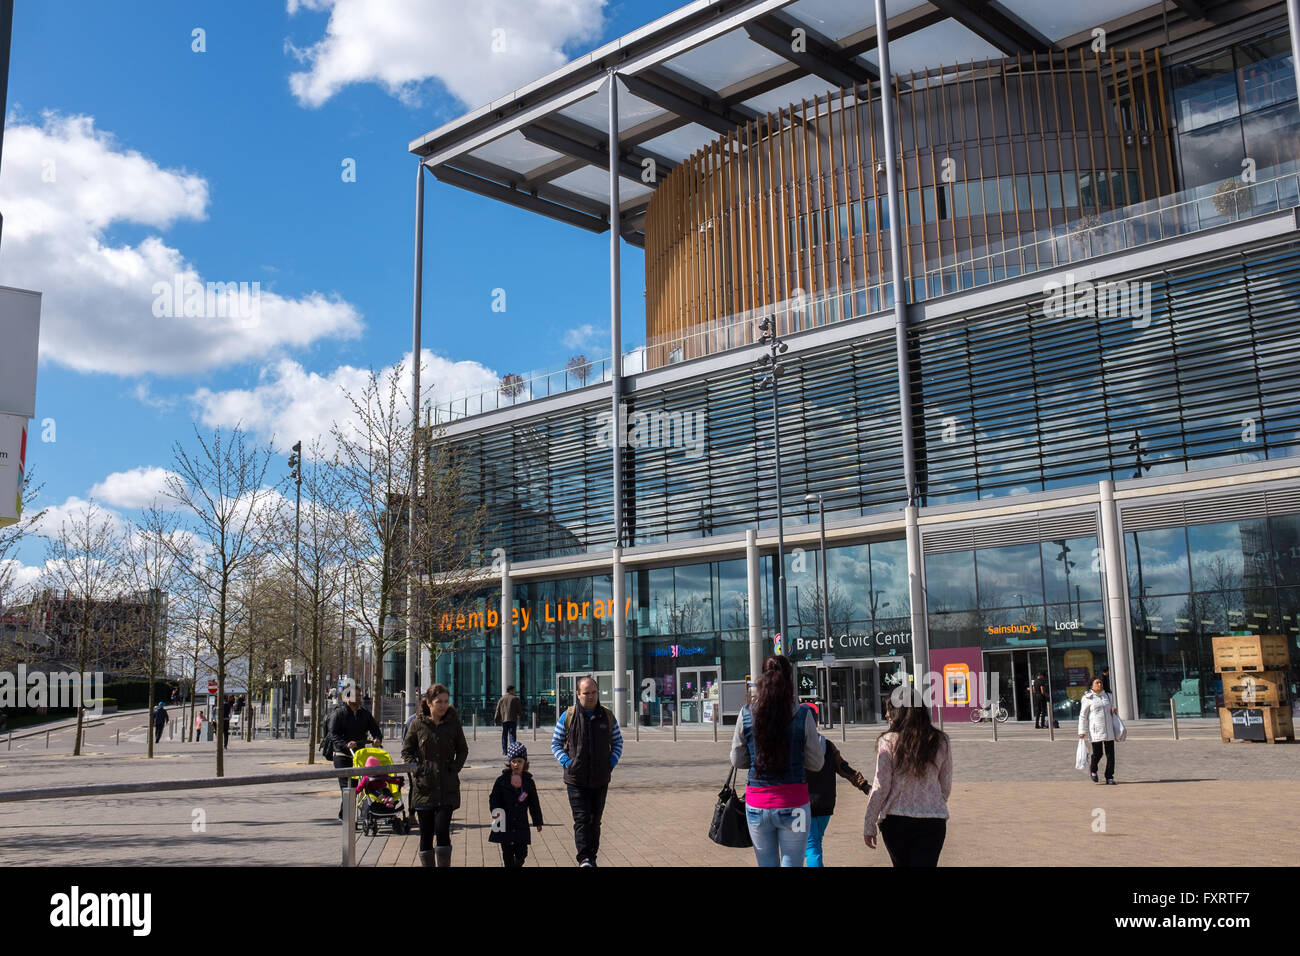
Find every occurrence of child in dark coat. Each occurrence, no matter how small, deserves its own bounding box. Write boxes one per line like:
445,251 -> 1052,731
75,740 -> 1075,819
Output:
488,741 -> 544,867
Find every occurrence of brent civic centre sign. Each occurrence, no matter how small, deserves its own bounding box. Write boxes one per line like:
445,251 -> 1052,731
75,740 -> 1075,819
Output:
792,630 -> 912,657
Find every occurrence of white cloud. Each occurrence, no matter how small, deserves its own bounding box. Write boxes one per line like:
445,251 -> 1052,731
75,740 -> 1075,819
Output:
0,559 -> 44,593
285,0 -> 606,110
0,112 -> 364,376
88,467 -> 184,510
27,495 -> 130,540
190,350 -> 500,456
562,322 -> 602,351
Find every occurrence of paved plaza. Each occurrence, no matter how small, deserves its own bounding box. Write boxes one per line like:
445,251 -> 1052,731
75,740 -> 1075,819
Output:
0,709 -> 1296,866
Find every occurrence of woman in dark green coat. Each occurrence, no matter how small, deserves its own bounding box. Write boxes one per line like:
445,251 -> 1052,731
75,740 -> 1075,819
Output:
402,683 -> 468,867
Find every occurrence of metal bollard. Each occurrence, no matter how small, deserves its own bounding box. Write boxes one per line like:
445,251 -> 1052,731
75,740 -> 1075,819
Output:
472,714 -> 477,741
6,731 -> 10,751
46,731 -> 50,749
991,702 -> 998,741
840,707 -> 846,742
673,707 -> 678,742
341,782 -> 357,867
634,712 -> 639,742
532,712 -> 537,742
713,714 -> 718,743
937,705 -> 944,732
1171,698 -> 1180,740
1048,707 -> 1055,741
116,729 -> 120,746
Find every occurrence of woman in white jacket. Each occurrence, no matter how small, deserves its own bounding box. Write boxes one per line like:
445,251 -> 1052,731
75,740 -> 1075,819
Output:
1077,677 -> 1118,784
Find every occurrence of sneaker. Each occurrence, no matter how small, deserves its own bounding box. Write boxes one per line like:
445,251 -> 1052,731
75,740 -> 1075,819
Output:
1090,772 -> 1098,783
1106,778 -> 1116,785
579,859 -> 594,867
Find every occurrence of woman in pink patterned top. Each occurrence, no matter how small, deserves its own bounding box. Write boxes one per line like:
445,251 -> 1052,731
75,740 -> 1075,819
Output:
862,702 -> 952,867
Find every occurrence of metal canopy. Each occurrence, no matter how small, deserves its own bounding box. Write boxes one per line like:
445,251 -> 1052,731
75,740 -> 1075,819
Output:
409,0 -> 1213,235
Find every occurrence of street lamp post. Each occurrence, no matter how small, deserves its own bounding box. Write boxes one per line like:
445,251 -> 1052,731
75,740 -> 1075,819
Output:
288,440 -> 302,740
755,317 -> 790,645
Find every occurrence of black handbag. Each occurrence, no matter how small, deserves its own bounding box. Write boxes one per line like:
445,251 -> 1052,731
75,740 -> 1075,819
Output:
708,767 -> 752,848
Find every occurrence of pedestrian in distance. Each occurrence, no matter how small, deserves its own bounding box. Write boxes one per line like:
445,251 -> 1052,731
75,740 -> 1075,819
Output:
489,741 -> 544,867
551,675 -> 623,867
494,684 -> 524,755
863,698 -> 952,868
403,683 -> 468,867
804,712 -> 869,868
730,654 -> 824,867
1078,677 -> 1119,784
326,689 -> 383,820
221,695 -> 233,748
153,703 -> 169,744
1033,671 -> 1050,728
194,711 -> 206,744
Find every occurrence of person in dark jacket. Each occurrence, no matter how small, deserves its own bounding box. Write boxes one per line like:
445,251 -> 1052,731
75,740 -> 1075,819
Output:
402,683 -> 469,867
489,741 -> 544,867
153,703 -> 169,744
804,720 -> 869,867
550,676 -> 623,867
327,695 -> 382,821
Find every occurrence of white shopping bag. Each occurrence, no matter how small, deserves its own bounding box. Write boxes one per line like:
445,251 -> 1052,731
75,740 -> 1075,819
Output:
1113,713 -> 1127,742
1075,737 -> 1089,770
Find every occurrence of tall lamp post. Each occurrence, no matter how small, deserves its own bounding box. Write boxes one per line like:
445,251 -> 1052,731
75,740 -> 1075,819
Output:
755,317 -> 790,646
288,440 -> 302,739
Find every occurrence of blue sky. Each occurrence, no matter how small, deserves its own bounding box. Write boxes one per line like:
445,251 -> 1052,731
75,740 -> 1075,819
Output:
1,0 -> 685,573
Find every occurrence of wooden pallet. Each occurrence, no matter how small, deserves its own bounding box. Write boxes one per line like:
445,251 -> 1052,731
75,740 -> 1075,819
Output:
1219,706 -> 1295,744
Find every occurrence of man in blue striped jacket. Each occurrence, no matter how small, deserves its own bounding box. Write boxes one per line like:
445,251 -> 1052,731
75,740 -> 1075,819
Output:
551,676 -> 623,867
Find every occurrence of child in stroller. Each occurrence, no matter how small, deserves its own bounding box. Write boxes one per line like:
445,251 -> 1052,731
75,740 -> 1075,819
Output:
351,747 -> 411,836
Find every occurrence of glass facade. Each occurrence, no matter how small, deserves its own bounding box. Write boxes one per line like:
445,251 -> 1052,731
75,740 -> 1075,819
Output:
1126,512 -> 1300,719
925,537 -> 1108,723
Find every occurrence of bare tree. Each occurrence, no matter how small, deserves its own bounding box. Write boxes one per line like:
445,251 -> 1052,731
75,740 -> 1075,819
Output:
499,373 -> 525,400
121,505 -> 186,757
41,500 -> 125,756
166,425 -> 274,777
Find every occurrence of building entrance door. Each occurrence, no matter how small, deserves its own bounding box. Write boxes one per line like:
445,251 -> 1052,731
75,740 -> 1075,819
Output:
983,648 -> 1047,721
676,667 -> 720,723
799,660 -> 881,724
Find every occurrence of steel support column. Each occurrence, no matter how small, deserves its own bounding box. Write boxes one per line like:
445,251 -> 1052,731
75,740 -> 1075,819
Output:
876,0 -> 931,691
500,559 -> 513,706
1289,1 -> 1300,121
1099,480 -> 1136,720
406,161 -> 424,723
609,73 -> 628,728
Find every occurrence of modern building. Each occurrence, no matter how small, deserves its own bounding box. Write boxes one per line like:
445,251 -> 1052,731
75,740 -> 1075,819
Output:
407,0 -> 1300,727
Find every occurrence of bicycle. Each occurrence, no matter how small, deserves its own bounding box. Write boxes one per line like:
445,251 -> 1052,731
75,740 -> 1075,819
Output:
969,697 -> 1010,723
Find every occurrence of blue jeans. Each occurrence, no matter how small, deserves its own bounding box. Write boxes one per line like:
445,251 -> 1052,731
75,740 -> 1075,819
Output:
805,814 -> 831,867
745,803 -> 811,867
500,721 -> 517,754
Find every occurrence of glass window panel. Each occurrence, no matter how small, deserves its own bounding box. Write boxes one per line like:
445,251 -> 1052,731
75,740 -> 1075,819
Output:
1173,50 -> 1240,132
1237,31 -> 1297,114
1126,527 -> 1191,597
925,550 -> 977,612
1042,536 -> 1104,606
1187,518 -> 1274,593
975,542 -> 1044,610
1269,513 -> 1300,586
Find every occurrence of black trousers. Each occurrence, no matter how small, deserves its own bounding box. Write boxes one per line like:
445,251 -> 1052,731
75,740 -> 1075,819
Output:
1034,698 -> 1048,727
154,725 -> 164,743
1090,740 -> 1115,779
500,843 -> 528,867
416,807 -> 454,851
879,816 -> 947,868
566,783 -> 609,864
500,722 -> 517,754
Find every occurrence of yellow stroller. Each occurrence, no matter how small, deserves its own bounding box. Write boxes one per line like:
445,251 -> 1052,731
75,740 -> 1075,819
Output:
351,746 -> 412,836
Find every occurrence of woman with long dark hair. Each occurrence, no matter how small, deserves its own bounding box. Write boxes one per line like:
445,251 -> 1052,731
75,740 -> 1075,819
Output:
730,655 -> 824,867
862,700 -> 952,867
402,683 -> 468,867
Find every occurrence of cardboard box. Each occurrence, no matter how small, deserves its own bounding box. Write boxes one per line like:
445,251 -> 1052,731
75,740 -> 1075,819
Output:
1220,671 -> 1289,707
1219,706 -> 1295,744
1212,634 -> 1291,672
